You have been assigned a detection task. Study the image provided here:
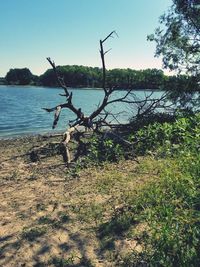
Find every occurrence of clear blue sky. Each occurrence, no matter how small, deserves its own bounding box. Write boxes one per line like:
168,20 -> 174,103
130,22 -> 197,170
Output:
0,0 -> 172,77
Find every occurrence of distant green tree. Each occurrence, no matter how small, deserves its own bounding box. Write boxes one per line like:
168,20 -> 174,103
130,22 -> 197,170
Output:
0,77 -> 6,85
5,68 -> 34,85
40,64 -> 195,91
39,69 -> 57,87
141,69 -> 165,89
107,68 -> 165,89
39,65 -> 102,88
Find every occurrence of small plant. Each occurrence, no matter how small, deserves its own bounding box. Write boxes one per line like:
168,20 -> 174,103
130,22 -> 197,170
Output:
99,211 -> 135,238
49,253 -> 80,266
21,226 -> 47,241
58,212 -> 70,223
9,170 -> 19,181
100,236 -> 115,251
36,203 -> 46,211
90,203 -> 105,226
27,174 -> 37,181
38,213 -> 70,229
38,216 -> 54,225
77,202 -> 104,226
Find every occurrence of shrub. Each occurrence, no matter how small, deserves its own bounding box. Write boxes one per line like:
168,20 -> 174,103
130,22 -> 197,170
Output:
129,112 -> 200,157
87,134 -> 125,163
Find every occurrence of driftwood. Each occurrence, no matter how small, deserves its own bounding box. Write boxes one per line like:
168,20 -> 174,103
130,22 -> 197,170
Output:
61,126 -> 76,164
43,31 -> 169,164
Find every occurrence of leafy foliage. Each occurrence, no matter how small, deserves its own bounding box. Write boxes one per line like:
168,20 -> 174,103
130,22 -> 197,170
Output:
130,112 -> 200,157
148,0 -> 200,109
148,0 -> 200,75
87,134 -> 125,163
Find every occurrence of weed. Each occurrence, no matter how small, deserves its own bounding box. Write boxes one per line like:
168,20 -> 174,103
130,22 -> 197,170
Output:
49,253 -> 80,266
87,135 -> 125,163
27,174 -> 37,181
36,203 -> 46,211
38,213 -> 70,229
99,236 -> 115,251
58,212 -> 70,223
96,170 -> 133,195
99,211 -> 136,238
38,216 -> 54,225
21,226 -> 47,241
7,170 -> 19,181
77,202 -> 104,226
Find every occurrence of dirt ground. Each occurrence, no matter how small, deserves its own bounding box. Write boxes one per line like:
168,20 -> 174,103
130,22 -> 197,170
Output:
0,135 -> 149,267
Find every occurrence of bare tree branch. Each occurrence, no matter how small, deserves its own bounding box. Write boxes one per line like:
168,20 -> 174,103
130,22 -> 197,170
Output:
46,57 -> 70,97
43,32 -> 170,163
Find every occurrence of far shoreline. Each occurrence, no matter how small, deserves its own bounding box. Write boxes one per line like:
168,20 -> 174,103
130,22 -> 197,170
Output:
0,84 -> 164,91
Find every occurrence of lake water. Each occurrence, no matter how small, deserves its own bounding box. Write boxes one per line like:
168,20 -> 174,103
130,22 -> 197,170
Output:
0,85 -> 164,138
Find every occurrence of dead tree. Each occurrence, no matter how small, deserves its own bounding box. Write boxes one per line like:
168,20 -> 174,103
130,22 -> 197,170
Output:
43,31 -> 169,164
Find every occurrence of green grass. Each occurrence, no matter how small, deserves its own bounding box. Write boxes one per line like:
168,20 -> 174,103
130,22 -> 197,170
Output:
97,112 -> 200,266
130,154 -> 200,266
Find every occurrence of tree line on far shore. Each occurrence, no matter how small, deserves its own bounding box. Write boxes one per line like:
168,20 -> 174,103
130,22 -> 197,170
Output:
0,65 -> 199,92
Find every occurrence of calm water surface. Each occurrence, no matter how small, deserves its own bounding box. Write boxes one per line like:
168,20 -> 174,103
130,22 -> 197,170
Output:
0,86 -> 164,138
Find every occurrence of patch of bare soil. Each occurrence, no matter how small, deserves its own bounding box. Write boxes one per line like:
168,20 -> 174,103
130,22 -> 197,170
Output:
0,135 -> 151,266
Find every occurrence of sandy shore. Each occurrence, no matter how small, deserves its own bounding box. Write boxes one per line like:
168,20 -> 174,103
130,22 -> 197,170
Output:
0,135 -> 146,266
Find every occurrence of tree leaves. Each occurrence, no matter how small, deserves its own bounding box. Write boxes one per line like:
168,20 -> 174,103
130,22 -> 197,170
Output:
150,0 -> 200,76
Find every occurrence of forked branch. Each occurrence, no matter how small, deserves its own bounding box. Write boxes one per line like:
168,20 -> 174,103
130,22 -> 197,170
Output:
44,31 -> 121,130
43,31 -> 168,164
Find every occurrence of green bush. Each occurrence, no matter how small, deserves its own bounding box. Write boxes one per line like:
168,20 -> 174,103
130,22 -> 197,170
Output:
87,135 -> 124,163
129,112 -> 200,157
